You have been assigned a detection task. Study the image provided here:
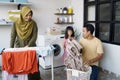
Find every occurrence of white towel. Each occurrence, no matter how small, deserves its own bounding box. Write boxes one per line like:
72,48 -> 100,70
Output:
2,71 -> 28,80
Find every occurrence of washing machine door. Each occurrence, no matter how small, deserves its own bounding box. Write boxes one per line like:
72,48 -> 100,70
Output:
52,43 -> 63,59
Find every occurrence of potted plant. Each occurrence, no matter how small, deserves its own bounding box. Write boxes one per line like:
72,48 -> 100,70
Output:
74,28 -> 81,41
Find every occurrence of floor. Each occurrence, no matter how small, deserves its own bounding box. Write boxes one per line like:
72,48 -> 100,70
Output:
0,66 -> 120,80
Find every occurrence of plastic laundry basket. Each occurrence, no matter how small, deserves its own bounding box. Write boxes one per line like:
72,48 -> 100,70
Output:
67,66 -> 92,80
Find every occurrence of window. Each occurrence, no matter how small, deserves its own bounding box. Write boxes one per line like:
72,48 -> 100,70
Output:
88,0 -> 95,2
115,2 -> 120,21
99,23 -> 110,41
84,0 -> 120,45
100,3 -> 111,21
88,6 -> 96,21
100,0 -> 109,1
114,24 -> 120,43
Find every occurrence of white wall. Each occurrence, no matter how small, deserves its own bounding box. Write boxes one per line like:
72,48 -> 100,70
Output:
71,0 -> 84,38
0,5 -> 17,49
0,26 -> 12,66
0,5 -> 17,19
28,0 -> 83,35
28,0 -> 70,34
0,26 -> 11,49
100,43 -> 120,75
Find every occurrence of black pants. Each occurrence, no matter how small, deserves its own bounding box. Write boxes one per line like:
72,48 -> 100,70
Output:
28,61 -> 41,80
28,71 -> 41,80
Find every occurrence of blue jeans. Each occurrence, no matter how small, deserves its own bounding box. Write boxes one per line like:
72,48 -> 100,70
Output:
90,65 -> 99,80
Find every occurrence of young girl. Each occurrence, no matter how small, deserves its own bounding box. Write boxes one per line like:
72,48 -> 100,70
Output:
62,26 -> 75,64
63,26 -> 83,71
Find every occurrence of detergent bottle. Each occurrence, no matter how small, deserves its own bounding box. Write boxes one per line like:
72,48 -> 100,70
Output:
68,6 -> 73,14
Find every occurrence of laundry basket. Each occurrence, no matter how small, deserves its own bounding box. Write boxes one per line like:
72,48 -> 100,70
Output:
67,66 -> 92,80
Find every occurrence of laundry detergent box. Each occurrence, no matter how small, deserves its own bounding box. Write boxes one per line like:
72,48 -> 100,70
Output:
14,0 -> 28,3
0,0 -> 10,2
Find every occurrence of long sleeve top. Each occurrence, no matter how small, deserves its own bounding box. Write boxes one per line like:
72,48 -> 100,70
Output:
10,21 -> 38,48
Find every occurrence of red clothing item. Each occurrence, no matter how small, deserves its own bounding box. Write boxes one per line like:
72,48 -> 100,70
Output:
2,50 -> 38,74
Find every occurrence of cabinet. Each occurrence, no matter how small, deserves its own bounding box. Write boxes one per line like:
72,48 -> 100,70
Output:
54,13 -> 74,24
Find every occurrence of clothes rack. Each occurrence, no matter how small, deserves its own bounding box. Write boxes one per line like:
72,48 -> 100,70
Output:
1,46 -> 55,80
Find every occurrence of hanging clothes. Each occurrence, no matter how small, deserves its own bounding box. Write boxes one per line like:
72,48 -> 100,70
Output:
2,50 -> 38,74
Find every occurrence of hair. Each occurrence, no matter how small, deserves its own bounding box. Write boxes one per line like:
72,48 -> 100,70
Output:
30,11 -> 33,16
83,23 -> 94,34
65,26 -> 75,39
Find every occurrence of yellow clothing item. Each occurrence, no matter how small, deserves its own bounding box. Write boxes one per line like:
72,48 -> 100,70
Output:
80,37 -> 103,66
15,6 -> 34,40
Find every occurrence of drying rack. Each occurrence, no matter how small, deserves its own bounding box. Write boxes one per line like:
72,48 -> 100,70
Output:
0,46 -> 55,80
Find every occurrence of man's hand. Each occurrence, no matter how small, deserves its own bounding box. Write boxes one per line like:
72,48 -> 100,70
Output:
84,53 -> 103,66
84,60 -> 92,66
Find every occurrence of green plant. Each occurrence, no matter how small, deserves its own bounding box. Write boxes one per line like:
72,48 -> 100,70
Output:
74,28 -> 81,41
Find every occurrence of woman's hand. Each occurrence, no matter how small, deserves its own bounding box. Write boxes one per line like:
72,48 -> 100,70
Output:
25,45 -> 29,48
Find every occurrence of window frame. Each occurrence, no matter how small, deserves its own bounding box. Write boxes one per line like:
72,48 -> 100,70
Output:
84,0 -> 120,45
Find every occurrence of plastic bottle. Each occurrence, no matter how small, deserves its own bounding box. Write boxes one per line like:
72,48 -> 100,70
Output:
69,15 -> 73,23
68,6 -> 73,14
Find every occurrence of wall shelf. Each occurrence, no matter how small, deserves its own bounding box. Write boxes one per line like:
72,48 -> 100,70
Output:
0,2 -> 32,9
55,22 -> 74,24
54,13 -> 74,15
54,13 -> 74,25
0,23 -> 13,26
0,2 -> 31,5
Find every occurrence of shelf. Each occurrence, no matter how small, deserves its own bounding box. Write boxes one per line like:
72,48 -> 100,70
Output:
0,2 -> 32,9
0,2 -> 32,5
0,23 -> 13,26
55,22 -> 74,24
54,13 -> 74,15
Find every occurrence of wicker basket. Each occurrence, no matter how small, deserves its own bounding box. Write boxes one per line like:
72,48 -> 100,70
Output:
67,66 -> 92,80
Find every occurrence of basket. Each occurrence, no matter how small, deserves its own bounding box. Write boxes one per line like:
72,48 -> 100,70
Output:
67,66 -> 92,80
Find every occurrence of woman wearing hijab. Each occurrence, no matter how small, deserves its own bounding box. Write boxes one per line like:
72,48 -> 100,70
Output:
10,6 -> 41,80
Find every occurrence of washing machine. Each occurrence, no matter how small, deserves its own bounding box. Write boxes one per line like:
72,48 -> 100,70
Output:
36,34 -> 65,69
